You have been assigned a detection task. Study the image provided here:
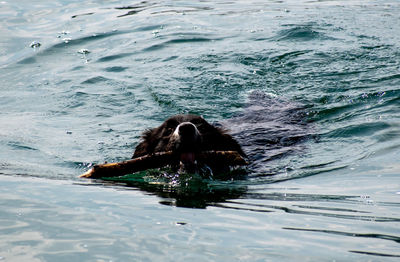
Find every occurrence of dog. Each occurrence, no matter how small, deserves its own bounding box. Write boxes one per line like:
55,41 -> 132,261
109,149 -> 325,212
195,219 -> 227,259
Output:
133,114 -> 245,174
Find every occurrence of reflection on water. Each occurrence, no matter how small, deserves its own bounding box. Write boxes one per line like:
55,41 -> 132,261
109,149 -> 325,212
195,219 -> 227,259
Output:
99,170 -> 248,208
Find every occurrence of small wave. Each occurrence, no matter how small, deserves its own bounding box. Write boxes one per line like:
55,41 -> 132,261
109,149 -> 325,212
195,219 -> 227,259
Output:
284,227 -> 400,241
17,57 -> 37,65
97,52 -> 135,63
114,2 -> 213,17
142,35 -> 216,52
323,122 -> 391,139
349,250 -> 400,258
54,30 -> 129,49
149,90 -> 179,109
273,23 -> 336,42
369,72 -> 400,84
71,12 -> 94,19
269,50 -> 312,63
216,200 -> 400,222
11,30 -> 132,67
7,141 -> 38,152
115,2 -> 157,17
104,66 -> 129,72
81,76 -> 110,84
312,89 -> 400,122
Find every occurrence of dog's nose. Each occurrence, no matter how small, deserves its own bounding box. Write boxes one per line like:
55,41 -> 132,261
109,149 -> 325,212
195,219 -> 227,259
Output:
172,122 -> 201,153
177,122 -> 197,137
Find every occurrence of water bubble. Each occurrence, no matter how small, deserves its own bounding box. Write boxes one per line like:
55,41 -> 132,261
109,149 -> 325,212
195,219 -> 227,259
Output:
30,41 -> 41,48
63,38 -> 72,43
360,195 -> 375,205
78,49 -> 90,54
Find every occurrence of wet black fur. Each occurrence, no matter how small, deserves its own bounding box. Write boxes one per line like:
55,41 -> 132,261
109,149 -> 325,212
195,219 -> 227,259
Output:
133,114 -> 245,173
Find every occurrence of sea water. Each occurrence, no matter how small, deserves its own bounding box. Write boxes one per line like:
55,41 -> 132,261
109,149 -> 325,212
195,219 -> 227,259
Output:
1,0 -> 399,261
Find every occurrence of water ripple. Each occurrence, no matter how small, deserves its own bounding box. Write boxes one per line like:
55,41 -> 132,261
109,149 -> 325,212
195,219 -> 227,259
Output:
284,227 -> 400,243
142,36 -> 216,52
81,76 -> 110,84
97,52 -> 135,63
323,122 -> 391,138
349,250 -> 400,258
273,23 -> 337,42
2,0 -> 400,260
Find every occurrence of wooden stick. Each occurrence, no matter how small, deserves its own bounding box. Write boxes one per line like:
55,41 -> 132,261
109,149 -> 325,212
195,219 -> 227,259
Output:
79,151 -> 247,179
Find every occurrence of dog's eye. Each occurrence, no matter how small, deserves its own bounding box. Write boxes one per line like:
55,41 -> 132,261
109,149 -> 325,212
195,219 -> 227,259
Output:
190,117 -> 205,124
166,119 -> 178,126
163,127 -> 173,136
190,120 -> 203,130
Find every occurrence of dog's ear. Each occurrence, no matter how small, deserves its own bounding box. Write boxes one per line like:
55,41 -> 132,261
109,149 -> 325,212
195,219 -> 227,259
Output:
143,127 -> 160,153
201,126 -> 246,158
132,128 -> 157,158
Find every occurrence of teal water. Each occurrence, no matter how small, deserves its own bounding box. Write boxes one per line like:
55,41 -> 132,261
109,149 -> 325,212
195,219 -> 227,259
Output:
1,0 -> 400,260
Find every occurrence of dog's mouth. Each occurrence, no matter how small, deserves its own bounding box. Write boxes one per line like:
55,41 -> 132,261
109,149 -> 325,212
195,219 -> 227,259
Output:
180,152 -> 196,165
168,121 -> 203,173
178,151 -> 199,174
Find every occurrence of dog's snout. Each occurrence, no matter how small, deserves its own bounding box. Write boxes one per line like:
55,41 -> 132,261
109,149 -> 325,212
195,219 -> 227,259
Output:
171,122 -> 201,153
178,122 -> 197,137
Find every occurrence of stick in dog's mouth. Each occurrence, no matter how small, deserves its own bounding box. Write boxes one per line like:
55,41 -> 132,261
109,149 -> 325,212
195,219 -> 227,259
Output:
79,150 -> 248,179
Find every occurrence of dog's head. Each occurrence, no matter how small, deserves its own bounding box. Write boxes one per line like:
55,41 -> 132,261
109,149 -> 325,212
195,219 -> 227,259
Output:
133,114 -> 245,174
159,116 -> 205,171
134,115 -> 206,171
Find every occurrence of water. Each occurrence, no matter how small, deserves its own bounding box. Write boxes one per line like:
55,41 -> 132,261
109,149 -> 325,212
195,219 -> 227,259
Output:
1,0 -> 400,260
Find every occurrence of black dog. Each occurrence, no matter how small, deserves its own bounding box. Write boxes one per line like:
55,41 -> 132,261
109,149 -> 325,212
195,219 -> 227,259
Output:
133,114 -> 245,174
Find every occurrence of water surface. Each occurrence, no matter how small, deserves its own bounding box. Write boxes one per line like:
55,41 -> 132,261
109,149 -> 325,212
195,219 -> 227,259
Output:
1,0 -> 400,261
